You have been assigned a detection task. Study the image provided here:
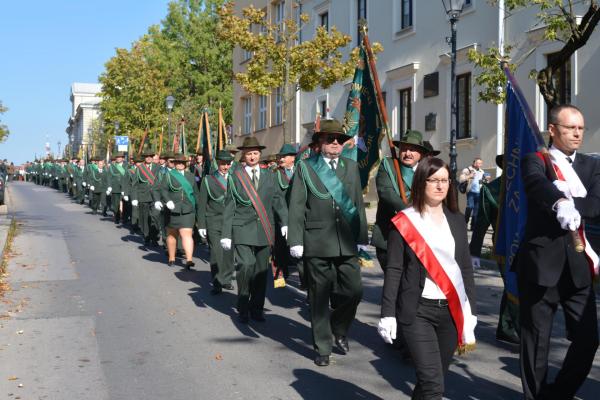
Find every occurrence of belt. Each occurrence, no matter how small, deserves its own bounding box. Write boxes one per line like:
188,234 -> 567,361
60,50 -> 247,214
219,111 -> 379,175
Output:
419,297 -> 448,307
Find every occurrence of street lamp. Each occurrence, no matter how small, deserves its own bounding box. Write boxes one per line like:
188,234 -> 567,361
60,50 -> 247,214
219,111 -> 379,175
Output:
442,0 -> 465,190
166,95 -> 175,150
57,141 -> 62,158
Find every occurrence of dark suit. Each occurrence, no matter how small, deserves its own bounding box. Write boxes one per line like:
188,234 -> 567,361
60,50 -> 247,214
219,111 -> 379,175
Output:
381,207 -> 476,399
517,152 -> 600,399
132,163 -> 161,242
198,172 -> 234,287
222,166 -> 288,316
288,155 -> 368,356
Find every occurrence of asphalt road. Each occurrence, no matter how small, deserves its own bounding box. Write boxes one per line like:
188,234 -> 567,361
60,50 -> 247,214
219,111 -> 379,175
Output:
1,181 -> 599,399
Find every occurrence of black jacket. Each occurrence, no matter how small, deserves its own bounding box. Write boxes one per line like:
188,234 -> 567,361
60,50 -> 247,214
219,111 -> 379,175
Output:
381,207 -> 476,325
516,152 -> 600,288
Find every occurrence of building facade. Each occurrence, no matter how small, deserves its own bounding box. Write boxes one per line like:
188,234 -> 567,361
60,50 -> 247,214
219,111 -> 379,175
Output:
232,0 -> 600,174
66,83 -> 102,157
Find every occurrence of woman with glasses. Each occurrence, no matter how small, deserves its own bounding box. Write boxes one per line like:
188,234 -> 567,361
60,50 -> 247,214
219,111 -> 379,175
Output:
377,157 -> 477,399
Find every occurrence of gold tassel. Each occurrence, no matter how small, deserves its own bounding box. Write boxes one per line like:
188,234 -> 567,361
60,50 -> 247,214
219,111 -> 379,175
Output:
456,342 -> 477,355
274,277 -> 286,288
358,248 -> 374,268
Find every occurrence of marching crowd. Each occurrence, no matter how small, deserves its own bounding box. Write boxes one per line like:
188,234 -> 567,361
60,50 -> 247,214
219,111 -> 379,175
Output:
20,104 -> 599,399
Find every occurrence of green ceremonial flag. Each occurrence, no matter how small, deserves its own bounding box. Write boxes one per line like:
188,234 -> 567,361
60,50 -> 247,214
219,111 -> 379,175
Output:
342,46 -> 384,189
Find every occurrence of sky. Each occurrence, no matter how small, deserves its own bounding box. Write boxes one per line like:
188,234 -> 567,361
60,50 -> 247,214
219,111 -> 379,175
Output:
0,0 -> 171,164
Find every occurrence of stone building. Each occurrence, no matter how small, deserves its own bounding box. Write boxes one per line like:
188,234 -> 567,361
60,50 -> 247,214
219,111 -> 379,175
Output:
65,83 -> 102,156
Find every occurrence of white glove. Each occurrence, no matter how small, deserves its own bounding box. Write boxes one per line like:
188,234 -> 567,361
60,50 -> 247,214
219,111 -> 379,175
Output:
123,195 -> 129,201
154,201 -> 163,211
195,176 -> 201,182
199,228 -> 207,238
166,200 -> 175,210
70,174 -> 73,178
82,181 -> 86,187
357,244 -> 369,252
73,183 -> 76,187
90,185 -> 95,191
290,245 -> 304,258
472,256 -> 481,269
131,200 -> 138,207
220,238 -> 232,250
553,180 -> 571,198
556,200 -> 581,231
107,187 -> 112,194
106,190 -> 111,196
377,317 -> 397,344
121,192 -> 125,195
281,226 -> 288,239
463,315 -> 478,346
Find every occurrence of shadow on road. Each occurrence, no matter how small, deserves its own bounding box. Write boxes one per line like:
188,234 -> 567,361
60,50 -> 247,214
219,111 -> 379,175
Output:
291,368 -> 384,399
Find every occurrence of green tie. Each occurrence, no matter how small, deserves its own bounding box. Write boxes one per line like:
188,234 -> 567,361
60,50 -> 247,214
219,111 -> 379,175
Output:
252,169 -> 258,189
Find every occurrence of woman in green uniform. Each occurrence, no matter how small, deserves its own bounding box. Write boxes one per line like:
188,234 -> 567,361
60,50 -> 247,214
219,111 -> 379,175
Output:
156,152 -> 201,268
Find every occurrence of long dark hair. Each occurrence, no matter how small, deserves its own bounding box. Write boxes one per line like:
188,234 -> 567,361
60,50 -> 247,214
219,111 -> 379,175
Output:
410,157 -> 458,214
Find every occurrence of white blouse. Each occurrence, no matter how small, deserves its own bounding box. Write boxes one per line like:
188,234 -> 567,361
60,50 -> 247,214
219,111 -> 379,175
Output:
420,212 -> 455,300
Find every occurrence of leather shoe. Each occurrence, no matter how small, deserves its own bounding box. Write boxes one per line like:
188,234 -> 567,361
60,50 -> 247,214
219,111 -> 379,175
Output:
167,260 -> 175,267
314,355 -> 330,367
335,336 -> 349,354
238,312 -> 249,324
250,311 -> 266,322
185,261 -> 195,270
222,283 -> 234,291
210,286 -> 222,295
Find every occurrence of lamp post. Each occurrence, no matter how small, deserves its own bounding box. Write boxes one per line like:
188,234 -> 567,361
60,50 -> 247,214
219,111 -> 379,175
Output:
442,0 -> 465,189
57,141 -> 62,158
166,95 -> 175,150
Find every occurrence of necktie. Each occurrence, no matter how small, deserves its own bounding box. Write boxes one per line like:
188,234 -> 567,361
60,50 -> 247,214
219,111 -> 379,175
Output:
329,159 -> 337,171
252,168 -> 258,189
566,156 -> 573,164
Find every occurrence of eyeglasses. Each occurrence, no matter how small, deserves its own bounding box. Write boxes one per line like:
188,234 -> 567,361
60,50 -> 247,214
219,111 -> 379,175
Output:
324,134 -> 350,145
552,123 -> 586,133
426,178 -> 450,185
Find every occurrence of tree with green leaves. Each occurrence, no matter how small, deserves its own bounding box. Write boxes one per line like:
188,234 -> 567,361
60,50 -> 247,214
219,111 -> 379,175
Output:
217,1 -> 359,143
148,0 -> 233,124
469,0 -> 600,106
99,39 -> 168,150
0,101 -> 9,143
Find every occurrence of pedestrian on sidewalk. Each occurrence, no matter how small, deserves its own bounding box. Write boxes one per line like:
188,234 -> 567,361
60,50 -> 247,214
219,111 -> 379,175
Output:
378,157 -> 477,399
459,157 -> 489,230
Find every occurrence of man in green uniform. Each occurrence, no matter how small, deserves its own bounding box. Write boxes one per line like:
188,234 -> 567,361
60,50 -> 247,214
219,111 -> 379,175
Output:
371,130 -> 428,272
88,157 -> 108,215
221,137 -> 288,323
469,154 -> 520,344
132,149 -> 161,245
107,152 -> 127,224
273,144 -> 297,282
287,119 -> 368,366
198,150 -> 235,294
74,158 -> 86,204
122,158 -> 141,232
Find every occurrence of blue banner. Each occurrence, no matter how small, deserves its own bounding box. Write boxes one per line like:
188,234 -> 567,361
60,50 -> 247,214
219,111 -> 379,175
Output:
495,69 -> 541,302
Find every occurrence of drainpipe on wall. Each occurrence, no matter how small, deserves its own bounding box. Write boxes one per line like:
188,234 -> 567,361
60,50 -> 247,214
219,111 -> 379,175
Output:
496,0 -> 505,177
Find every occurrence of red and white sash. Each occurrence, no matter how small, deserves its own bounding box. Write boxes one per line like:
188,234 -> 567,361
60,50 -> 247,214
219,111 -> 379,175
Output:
392,207 -> 477,349
544,149 -> 599,276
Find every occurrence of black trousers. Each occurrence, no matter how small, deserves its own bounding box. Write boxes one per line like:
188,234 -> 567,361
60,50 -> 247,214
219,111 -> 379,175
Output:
518,269 -> 598,400
400,298 -> 458,400
376,247 -> 388,271
306,256 -> 363,356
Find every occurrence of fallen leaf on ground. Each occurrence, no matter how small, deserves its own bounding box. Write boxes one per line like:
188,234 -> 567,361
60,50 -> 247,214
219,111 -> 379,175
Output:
215,353 -> 223,361
16,330 -> 23,334
168,310 -> 177,316
17,383 -> 23,388
8,376 -> 18,380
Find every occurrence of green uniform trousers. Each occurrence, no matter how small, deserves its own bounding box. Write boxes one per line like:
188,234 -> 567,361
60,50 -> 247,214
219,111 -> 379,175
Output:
306,256 -> 363,356
208,228 -> 234,287
111,193 -> 122,221
234,244 -> 270,315
138,202 -> 160,241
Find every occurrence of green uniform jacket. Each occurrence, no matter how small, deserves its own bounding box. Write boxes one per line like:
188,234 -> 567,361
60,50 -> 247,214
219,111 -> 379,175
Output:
288,155 -> 368,258
132,163 -> 160,203
88,166 -> 107,193
108,163 -> 126,192
158,170 -> 201,218
197,172 -> 228,230
122,167 -> 137,198
371,158 -> 413,250
221,166 -> 288,246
